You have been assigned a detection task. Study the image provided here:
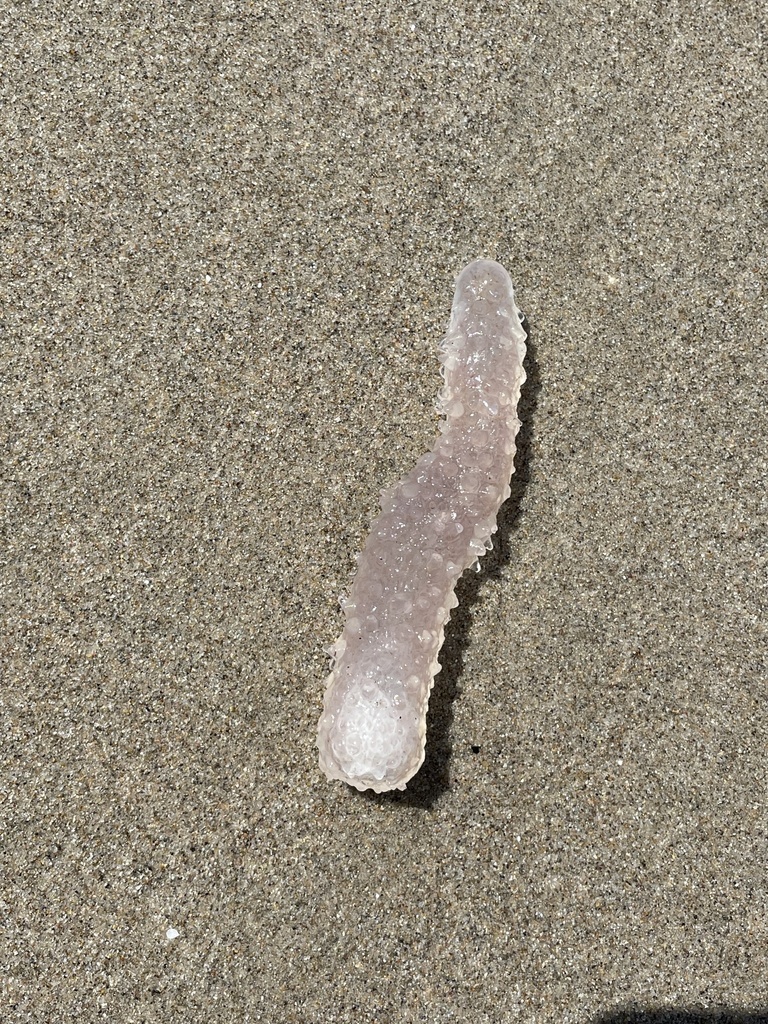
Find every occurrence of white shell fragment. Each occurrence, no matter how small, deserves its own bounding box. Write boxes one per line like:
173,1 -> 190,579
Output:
317,260 -> 527,793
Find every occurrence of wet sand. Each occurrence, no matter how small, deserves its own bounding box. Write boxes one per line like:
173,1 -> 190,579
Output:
2,2 -> 767,1021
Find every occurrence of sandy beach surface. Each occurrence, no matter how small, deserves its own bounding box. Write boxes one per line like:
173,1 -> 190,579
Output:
2,2 -> 766,1021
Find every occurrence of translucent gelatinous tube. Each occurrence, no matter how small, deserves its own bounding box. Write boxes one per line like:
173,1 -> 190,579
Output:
317,260 -> 527,792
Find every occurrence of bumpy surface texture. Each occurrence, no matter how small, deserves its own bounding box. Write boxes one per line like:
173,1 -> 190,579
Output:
317,260 -> 527,792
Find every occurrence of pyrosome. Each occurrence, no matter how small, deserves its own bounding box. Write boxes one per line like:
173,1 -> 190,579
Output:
317,259 -> 527,793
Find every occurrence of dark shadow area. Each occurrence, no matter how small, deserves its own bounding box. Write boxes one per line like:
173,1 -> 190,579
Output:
363,317 -> 541,808
593,1008 -> 768,1024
